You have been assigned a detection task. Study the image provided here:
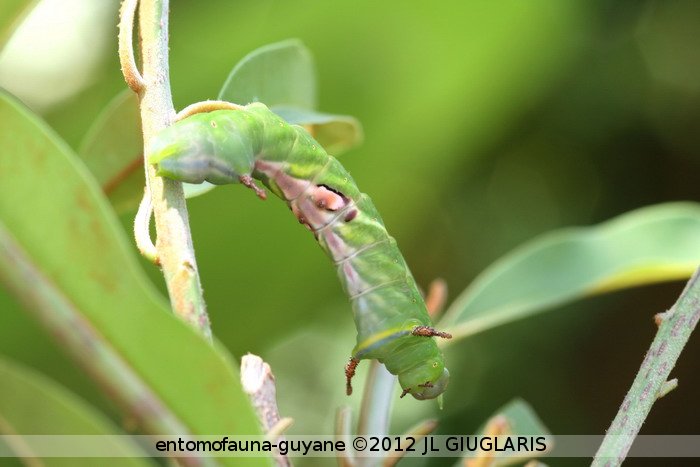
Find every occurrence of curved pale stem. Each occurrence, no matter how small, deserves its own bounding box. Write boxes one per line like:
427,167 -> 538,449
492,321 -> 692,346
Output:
175,100 -> 244,121
118,0 -> 145,93
134,192 -> 158,264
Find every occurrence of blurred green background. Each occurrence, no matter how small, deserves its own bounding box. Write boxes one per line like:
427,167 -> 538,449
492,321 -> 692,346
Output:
1,0 -> 700,465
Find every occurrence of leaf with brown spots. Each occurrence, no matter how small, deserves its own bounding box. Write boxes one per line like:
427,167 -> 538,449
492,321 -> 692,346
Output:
0,91 -> 265,459
0,357 -> 152,464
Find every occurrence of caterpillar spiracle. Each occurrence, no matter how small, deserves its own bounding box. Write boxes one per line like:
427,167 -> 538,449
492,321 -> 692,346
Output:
149,102 -> 451,400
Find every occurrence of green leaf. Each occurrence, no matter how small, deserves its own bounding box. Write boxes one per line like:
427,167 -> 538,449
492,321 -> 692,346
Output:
0,356 -> 153,466
467,399 -> 551,467
192,38 -> 357,200
441,202 -> 700,342
78,90 -> 144,213
0,91 -> 265,466
218,39 -> 362,155
0,0 -> 34,50
272,106 -> 363,155
218,38 -> 316,108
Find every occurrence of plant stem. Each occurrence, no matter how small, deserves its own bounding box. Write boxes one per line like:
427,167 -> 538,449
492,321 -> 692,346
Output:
240,354 -> 291,467
357,361 -> 395,438
592,267 -> 700,466
335,406 -> 355,467
355,362 -> 396,467
119,0 -> 212,340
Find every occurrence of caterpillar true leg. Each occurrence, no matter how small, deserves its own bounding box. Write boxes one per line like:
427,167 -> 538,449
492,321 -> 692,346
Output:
411,326 -> 452,339
239,174 -> 267,200
345,357 -> 360,395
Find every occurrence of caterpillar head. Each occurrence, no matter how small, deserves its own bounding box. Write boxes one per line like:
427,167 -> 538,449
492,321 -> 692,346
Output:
398,361 -> 450,400
149,111 -> 256,185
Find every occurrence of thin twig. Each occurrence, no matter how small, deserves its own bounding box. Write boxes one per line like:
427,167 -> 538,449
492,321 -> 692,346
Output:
356,362 -> 396,467
240,354 -> 291,467
118,0 -> 145,94
0,413 -> 42,467
119,0 -> 212,340
656,378 -> 678,399
335,406 -> 355,467
240,354 -> 287,433
357,361 -> 395,438
382,419 -> 437,467
465,415 -> 509,467
592,267 -> 700,466
266,417 -> 294,439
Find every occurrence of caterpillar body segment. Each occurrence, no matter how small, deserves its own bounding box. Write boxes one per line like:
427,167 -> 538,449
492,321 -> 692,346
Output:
149,102 -> 450,400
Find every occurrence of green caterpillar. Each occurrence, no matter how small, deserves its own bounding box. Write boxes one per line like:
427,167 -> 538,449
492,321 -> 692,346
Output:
149,102 -> 451,400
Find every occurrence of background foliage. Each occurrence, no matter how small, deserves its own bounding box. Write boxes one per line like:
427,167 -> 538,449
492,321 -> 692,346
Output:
1,1 -> 700,466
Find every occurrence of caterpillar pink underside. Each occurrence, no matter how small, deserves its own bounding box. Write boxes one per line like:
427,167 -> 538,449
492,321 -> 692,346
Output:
149,102 -> 451,400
